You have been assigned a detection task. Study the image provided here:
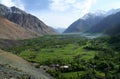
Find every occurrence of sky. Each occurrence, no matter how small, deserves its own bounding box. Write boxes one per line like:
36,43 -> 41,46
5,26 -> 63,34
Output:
0,0 -> 120,28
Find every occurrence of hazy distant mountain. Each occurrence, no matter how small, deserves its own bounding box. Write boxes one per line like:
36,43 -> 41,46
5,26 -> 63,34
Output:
87,11 -> 120,35
0,4 -> 56,36
55,28 -> 66,33
64,12 -> 105,33
0,17 -> 36,39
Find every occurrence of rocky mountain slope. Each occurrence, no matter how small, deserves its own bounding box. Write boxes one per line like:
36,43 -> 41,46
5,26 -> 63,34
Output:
105,23 -> 120,35
0,63 -> 31,79
87,11 -> 120,35
0,50 -> 53,79
64,9 -> 120,35
0,17 -> 37,39
64,13 -> 105,33
0,4 -> 56,36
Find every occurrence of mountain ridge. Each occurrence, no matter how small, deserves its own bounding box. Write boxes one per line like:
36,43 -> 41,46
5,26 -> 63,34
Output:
0,4 -> 56,36
64,8 -> 120,35
64,12 -> 104,33
87,11 -> 120,34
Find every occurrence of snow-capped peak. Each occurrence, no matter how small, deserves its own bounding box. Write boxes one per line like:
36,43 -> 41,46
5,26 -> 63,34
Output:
82,10 -> 106,20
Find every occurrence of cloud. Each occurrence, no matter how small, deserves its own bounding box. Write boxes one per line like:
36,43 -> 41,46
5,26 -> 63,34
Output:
0,0 -> 25,10
31,0 -> 97,28
49,0 -> 75,11
49,0 -> 97,17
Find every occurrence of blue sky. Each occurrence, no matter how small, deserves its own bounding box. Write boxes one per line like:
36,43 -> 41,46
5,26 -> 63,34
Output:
0,0 -> 120,28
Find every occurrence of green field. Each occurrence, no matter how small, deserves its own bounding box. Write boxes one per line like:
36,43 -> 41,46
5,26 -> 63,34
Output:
4,35 -> 120,79
19,44 -> 96,65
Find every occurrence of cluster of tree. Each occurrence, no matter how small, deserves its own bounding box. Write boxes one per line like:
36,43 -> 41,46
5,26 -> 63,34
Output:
47,35 -> 120,79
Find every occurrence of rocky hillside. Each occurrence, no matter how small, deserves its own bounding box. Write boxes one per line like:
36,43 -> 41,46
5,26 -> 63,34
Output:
0,4 -> 56,36
0,50 -> 53,79
64,13 -> 104,33
64,9 -> 120,35
87,11 -> 120,35
104,23 -> 120,35
0,64 -> 31,79
0,17 -> 37,39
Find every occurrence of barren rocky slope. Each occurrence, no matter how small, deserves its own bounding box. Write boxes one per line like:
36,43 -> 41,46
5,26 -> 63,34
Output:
0,4 -> 56,36
0,50 -> 53,79
0,17 -> 37,39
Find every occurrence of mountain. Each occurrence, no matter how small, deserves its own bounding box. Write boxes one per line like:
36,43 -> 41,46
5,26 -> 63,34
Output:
64,9 -> 120,34
55,28 -> 66,33
0,16 -> 37,39
104,23 -> 120,35
64,12 -> 105,33
0,4 -> 56,36
105,8 -> 120,16
87,11 -> 120,35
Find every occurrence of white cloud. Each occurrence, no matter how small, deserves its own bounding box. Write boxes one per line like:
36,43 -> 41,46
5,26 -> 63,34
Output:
30,0 -> 97,28
0,0 -> 14,7
49,0 -> 97,17
49,0 -> 70,11
76,0 -> 97,16
45,0 -> 97,28
0,0 -> 25,10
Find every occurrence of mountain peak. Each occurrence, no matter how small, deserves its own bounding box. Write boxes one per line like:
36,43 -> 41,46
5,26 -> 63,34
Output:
10,6 -> 26,14
64,10 -> 106,33
105,8 -> 120,16
0,4 -> 56,37
82,11 -> 106,20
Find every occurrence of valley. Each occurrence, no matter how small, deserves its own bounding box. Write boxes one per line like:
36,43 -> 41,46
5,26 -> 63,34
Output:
0,2 -> 120,79
2,34 -> 120,79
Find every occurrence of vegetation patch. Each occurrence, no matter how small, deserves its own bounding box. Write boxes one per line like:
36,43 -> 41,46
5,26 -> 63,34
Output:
3,35 -> 120,79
